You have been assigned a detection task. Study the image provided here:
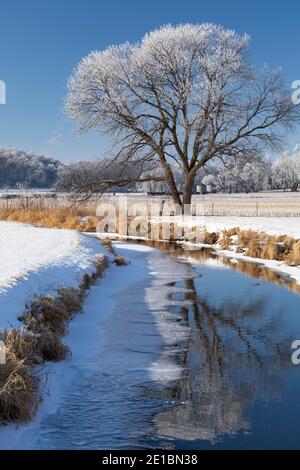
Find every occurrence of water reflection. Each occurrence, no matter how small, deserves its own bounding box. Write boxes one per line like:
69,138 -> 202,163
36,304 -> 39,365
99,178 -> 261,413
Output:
23,241 -> 300,450
148,251 -> 295,444
127,237 -> 300,294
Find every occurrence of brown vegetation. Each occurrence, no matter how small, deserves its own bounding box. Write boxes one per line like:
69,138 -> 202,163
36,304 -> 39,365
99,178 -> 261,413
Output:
113,256 -> 129,266
0,329 -> 40,425
218,228 -> 238,249
286,240 -> 300,266
203,231 -> 219,245
217,229 -> 300,266
2,198 -> 300,267
0,207 -> 99,232
100,238 -> 117,255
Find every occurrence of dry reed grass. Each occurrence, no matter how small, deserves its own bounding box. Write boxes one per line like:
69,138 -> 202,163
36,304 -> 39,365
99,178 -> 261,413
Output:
218,228 -> 238,249
0,329 -> 40,425
286,240 -> 300,266
100,238 -> 117,255
202,231 -> 219,245
218,229 -> 300,266
0,207 -> 98,232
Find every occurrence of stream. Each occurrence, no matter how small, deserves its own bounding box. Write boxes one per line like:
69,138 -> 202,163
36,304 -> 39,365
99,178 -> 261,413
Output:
11,242 -> 300,449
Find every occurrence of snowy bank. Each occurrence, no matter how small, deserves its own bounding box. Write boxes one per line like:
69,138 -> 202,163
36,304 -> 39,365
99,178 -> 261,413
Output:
169,216 -> 300,239
0,221 -> 106,328
176,216 -> 300,285
0,242 -> 155,449
138,215 -> 300,286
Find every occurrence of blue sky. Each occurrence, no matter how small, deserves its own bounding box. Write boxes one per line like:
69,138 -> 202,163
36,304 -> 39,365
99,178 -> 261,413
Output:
0,0 -> 300,162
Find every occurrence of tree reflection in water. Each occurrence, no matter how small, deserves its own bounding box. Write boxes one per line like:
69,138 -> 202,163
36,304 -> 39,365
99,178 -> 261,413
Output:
150,250 -> 294,443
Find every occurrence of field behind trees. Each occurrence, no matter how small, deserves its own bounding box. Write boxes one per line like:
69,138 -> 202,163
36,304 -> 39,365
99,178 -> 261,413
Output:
1,191 -> 300,224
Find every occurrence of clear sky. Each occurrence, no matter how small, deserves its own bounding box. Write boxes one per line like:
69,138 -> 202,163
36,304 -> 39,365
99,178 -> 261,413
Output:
0,0 -> 300,162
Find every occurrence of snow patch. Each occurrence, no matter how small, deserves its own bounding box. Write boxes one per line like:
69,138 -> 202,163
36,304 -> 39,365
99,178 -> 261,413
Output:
0,221 -> 106,328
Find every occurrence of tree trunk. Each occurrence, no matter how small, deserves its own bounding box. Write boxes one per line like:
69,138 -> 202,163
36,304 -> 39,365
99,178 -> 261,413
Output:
292,182 -> 298,192
162,162 -> 182,206
182,171 -> 195,206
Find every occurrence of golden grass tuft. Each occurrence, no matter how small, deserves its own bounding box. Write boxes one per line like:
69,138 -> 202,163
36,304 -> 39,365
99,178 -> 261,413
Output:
219,228 -> 238,249
246,240 -> 262,258
100,238 -> 116,255
35,327 -> 70,363
0,329 -> 40,425
56,287 -> 84,314
203,231 -> 219,245
26,296 -> 70,336
261,241 -> 281,260
95,254 -> 109,275
217,228 -> 300,265
286,240 -> 300,266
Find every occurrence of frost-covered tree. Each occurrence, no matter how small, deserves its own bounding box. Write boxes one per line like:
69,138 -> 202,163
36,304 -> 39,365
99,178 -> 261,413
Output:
214,155 -> 271,193
66,23 -> 299,205
271,153 -> 299,191
0,148 -> 63,188
292,144 -> 300,183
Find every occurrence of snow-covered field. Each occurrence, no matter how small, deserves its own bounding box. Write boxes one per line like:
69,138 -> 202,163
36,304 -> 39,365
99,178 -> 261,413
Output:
178,216 -> 300,239
150,215 -> 300,238
0,221 -> 106,328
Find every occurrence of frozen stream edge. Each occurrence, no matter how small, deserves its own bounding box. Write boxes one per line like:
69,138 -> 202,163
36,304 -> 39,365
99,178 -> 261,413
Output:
0,242 -> 194,450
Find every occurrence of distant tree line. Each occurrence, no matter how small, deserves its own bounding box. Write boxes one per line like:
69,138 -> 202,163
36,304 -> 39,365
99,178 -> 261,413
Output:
2,145 -> 300,194
201,148 -> 300,193
57,149 -> 300,196
0,148 -> 64,189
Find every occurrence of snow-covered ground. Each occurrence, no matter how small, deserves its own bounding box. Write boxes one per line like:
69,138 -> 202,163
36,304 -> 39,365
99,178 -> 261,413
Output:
177,216 -> 300,284
122,215 -> 300,285
1,218 -> 300,447
0,242 -> 157,449
0,221 -> 106,328
168,216 -> 300,239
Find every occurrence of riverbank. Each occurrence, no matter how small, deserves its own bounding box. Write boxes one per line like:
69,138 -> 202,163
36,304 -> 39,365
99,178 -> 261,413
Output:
0,242 -> 155,449
175,216 -> 300,285
175,215 -> 300,239
0,221 -> 108,328
0,222 -> 112,427
2,216 -> 300,439
104,215 -> 300,286
2,239 -> 300,449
